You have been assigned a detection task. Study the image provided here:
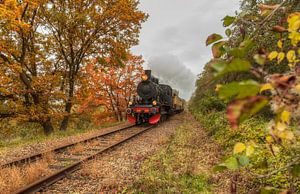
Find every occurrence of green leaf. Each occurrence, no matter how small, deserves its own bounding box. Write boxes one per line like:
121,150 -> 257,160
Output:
228,48 -> 246,58
224,157 -> 239,170
240,39 -> 254,51
206,33 -> 223,46
211,58 -> 251,77
227,58 -> 251,73
225,28 -> 232,37
254,54 -> 267,65
223,15 -> 236,27
228,39 -> 254,58
211,60 -> 227,73
239,97 -> 269,123
227,96 -> 269,129
218,80 -> 260,101
212,41 -> 226,58
291,163 -> 300,177
238,155 -> 250,166
213,164 -> 227,172
260,187 -> 281,194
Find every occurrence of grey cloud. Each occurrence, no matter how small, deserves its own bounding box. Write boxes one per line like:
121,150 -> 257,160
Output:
132,0 -> 240,99
147,54 -> 196,100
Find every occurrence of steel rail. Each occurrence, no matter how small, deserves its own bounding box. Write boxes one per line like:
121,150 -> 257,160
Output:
13,125 -> 155,194
1,124 -> 135,168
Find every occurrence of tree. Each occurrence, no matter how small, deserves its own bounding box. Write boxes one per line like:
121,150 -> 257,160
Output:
39,0 -> 147,131
0,0 -> 147,135
0,0 -> 62,135
78,54 -> 143,124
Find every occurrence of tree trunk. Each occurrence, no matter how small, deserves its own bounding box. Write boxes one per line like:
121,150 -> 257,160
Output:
117,111 -> 121,122
60,77 -> 75,131
41,119 -> 54,135
60,101 -> 72,131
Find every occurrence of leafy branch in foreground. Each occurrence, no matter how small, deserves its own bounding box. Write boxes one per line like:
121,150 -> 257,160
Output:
205,1 -> 300,192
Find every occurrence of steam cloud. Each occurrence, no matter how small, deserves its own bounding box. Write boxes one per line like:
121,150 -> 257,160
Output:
147,54 -> 196,100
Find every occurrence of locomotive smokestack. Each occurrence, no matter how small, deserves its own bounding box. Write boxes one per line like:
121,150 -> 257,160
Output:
145,70 -> 151,78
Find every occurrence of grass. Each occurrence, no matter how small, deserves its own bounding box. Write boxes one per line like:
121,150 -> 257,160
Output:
191,108 -> 300,192
0,121 -> 123,152
0,156 -> 52,194
130,123 -> 211,194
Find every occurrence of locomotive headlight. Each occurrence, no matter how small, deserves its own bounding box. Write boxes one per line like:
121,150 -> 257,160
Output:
142,74 -> 148,81
128,101 -> 133,106
152,100 -> 157,106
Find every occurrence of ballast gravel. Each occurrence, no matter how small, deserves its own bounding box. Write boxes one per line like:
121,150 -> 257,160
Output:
0,123 -> 130,166
45,118 -> 177,193
45,113 -> 232,193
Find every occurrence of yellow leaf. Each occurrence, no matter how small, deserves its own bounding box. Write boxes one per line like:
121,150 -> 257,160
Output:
266,135 -> 274,144
260,83 -> 274,93
277,52 -> 285,64
233,143 -> 246,154
289,63 -> 296,68
287,50 -> 296,62
288,31 -> 300,46
277,40 -> 283,49
268,51 -> 278,61
276,122 -> 286,132
292,20 -> 300,31
295,84 -> 300,93
215,84 -> 222,92
281,110 -> 291,123
279,131 -> 295,140
246,145 -> 255,157
272,145 -> 280,154
288,13 -> 300,31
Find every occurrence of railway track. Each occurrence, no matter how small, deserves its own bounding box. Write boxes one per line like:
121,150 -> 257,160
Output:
0,124 -> 135,168
2,124 -> 155,194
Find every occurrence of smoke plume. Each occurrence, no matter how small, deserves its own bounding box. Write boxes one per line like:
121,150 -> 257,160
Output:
147,54 -> 196,99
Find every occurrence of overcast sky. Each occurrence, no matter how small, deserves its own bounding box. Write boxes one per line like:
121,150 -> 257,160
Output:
131,0 -> 240,99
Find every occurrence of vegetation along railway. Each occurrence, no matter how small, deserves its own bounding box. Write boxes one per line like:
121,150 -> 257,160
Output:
2,70 -> 184,193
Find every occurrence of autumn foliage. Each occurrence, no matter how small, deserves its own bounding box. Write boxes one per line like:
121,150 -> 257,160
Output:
198,0 -> 300,192
78,55 -> 144,124
0,0 -> 147,135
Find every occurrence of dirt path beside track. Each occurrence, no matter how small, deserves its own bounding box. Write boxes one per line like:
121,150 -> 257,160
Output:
45,112 -> 231,193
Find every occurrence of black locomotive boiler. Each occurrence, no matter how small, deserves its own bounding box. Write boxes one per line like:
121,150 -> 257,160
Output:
127,70 -> 184,125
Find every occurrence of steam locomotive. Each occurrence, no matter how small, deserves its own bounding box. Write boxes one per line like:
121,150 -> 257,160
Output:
127,70 -> 184,125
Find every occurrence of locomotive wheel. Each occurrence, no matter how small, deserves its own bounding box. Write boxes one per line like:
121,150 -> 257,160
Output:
160,115 -> 167,123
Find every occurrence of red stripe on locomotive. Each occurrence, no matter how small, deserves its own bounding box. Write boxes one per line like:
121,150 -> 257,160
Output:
133,107 -> 159,113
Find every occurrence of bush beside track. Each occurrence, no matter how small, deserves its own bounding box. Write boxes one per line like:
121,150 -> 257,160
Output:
189,95 -> 300,192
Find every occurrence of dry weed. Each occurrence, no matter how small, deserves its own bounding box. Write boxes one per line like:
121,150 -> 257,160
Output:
90,140 -> 100,147
0,166 -> 23,194
43,151 -> 55,163
25,160 -> 49,183
156,134 -> 169,145
0,158 -> 51,193
71,143 -> 85,153
81,161 -> 102,178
